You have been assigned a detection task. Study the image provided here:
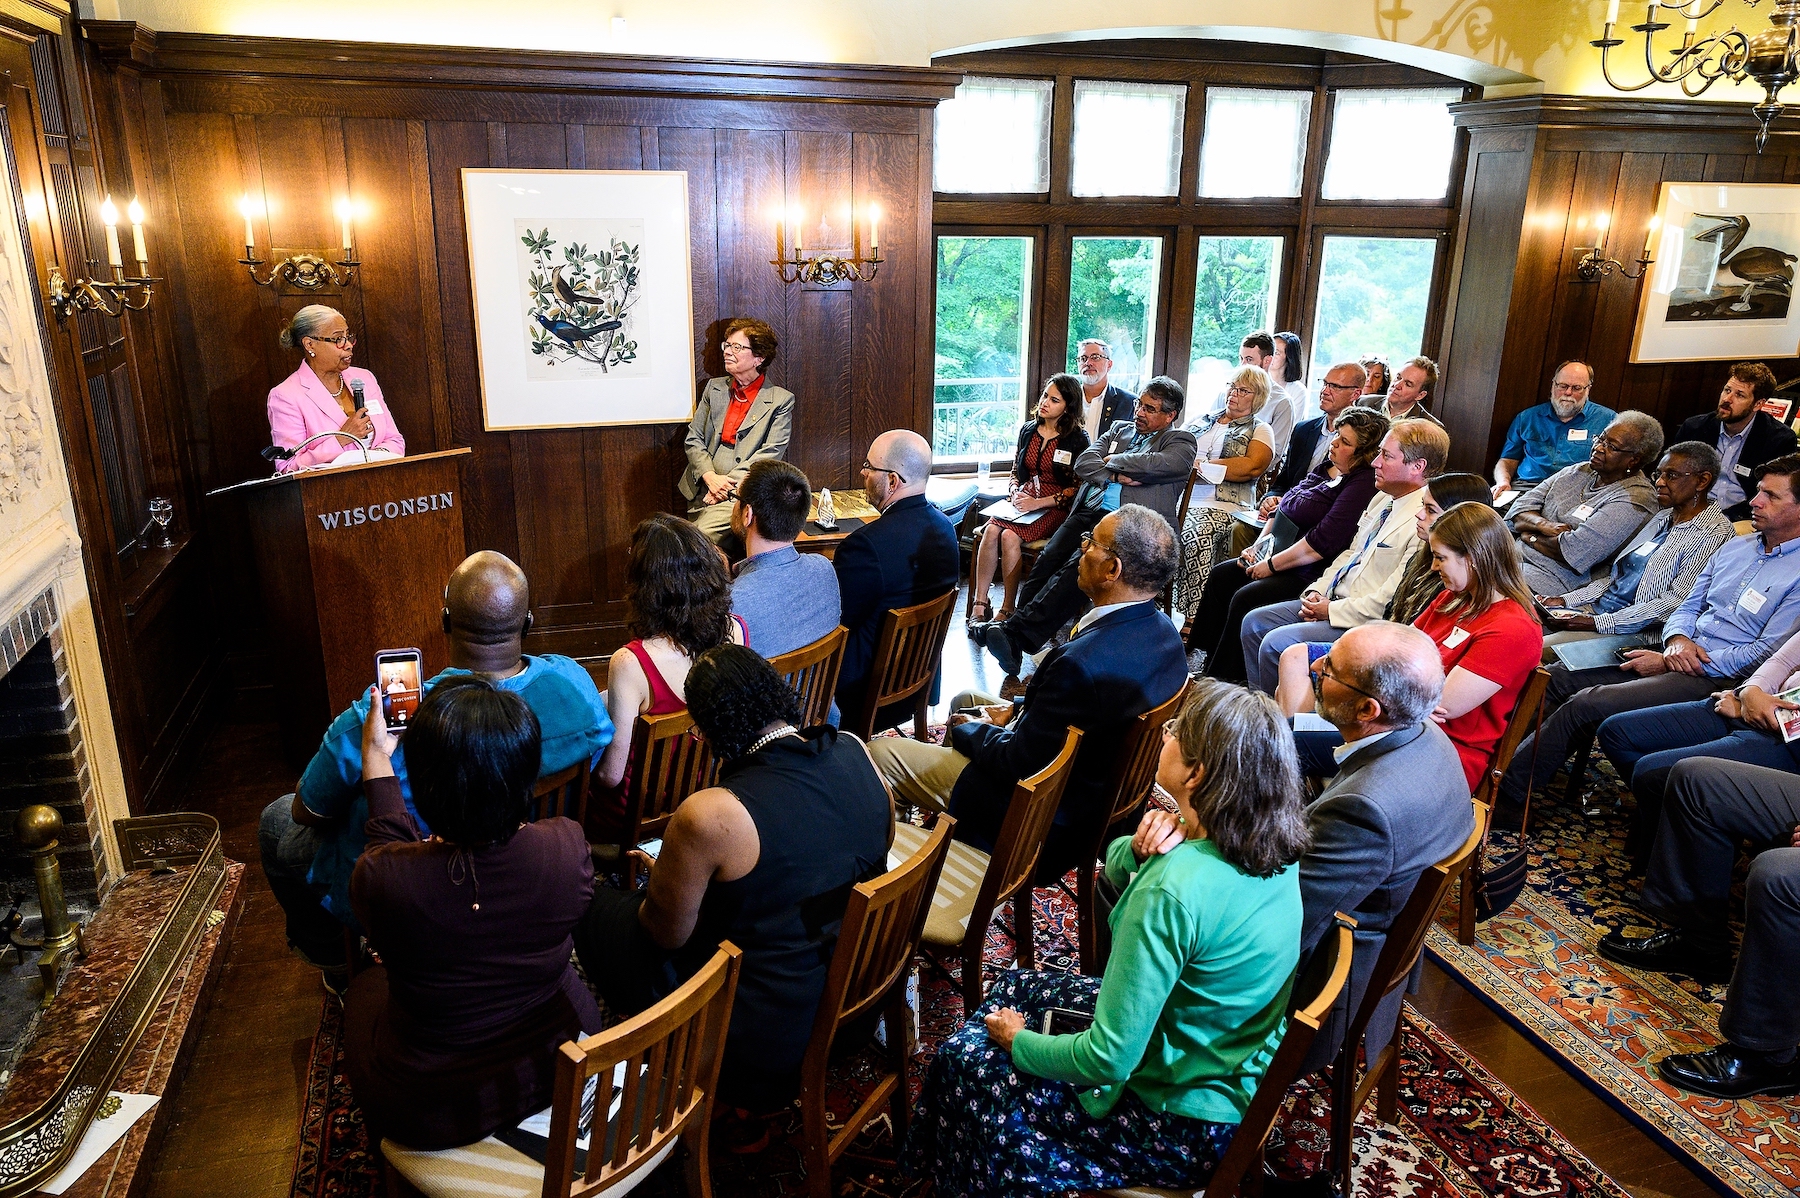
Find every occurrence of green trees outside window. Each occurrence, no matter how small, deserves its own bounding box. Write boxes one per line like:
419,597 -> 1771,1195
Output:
933,235 -> 1033,459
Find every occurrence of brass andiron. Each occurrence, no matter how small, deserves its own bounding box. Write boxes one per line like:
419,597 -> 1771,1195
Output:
13,804 -> 86,1008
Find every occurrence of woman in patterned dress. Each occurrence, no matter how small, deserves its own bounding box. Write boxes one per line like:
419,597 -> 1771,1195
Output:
968,374 -> 1090,623
1174,365 -> 1276,625
903,679 -> 1310,1198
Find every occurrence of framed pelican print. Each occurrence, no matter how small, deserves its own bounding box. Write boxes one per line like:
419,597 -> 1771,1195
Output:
462,169 -> 696,429
1631,182 -> 1800,363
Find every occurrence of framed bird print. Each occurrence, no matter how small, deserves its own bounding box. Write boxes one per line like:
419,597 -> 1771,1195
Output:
1631,182 -> 1800,363
462,169 -> 696,429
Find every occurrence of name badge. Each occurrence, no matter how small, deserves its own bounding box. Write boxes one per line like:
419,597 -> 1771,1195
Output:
365,399 -> 384,415
1634,540 -> 1659,556
1736,464 -> 1753,477
1444,626 -> 1471,648
1567,429 -> 1589,441
1054,449 -> 1073,465
1570,503 -> 1595,521
1740,587 -> 1768,614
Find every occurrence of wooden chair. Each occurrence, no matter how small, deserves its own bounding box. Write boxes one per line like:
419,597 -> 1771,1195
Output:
888,727 -> 1082,1011
1103,914 -> 1357,1198
1070,678 -> 1190,975
849,589 -> 959,741
962,515 -> 1050,620
382,943 -> 743,1198
798,814 -> 956,1198
1459,666 -> 1549,944
1329,802 -> 1489,1195
607,710 -> 720,857
529,762 -> 591,825
766,625 -> 847,728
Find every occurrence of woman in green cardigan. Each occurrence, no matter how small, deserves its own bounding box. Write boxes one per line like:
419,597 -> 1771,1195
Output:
903,679 -> 1310,1197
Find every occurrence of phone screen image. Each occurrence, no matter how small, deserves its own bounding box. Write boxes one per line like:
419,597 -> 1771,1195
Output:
376,649 -> 424,727
1040,1007 -> 1096,1037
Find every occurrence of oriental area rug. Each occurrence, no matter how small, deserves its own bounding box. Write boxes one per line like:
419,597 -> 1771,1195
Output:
1426,759 -> 1800,1198
291,879 -> 1626,1198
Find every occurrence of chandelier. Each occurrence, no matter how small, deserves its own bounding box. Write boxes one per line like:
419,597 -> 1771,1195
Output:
1592,0 -> 1800,150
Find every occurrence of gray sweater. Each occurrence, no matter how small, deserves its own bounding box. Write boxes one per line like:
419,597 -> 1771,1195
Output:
1511,464 -> 1658,594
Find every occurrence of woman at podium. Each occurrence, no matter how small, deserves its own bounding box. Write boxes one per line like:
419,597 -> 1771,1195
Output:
268,304 -> 406,472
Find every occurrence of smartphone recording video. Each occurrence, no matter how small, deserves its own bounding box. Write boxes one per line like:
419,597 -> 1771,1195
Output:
376,648 -> 423,728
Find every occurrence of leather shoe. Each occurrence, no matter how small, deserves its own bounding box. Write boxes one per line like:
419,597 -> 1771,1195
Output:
965,618 -> 994,641
1657,1043 -> 1800,1100
980,623 -> 1023,677
1596,927 -> 1732,982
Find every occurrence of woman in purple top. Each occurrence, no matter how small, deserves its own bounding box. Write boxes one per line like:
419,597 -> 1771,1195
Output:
1190,407 -> 1388,682
344,677 -> 601,1151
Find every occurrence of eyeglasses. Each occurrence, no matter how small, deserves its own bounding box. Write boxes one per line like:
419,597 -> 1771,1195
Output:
721,341 -> 753,355
1139,401 -> 1177,416
1079,530 -> 1117,558
1315,655 -> 1381,701
1076,353 -> 1109,364
1551,382 -> 1592,394
1320,380 -> 1361,393
1652,468 -> 1702,481
1161,718 -> 1179,739
1227,385 -> 1256,398
861,458 -> 906,483
309,332 -> 357,348
1591,434 -> 1629,453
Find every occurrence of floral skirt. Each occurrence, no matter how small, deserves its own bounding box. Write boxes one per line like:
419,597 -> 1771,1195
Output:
902,970 -> 1236,1198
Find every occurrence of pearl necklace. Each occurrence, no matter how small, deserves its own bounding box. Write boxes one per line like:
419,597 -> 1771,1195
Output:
745,725 -> 800,756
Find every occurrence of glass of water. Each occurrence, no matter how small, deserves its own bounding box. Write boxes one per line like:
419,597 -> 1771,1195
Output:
977,459 -> 991,486
147,497 -> 174,548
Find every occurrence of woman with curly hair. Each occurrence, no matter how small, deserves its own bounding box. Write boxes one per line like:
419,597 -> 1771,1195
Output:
592,513 -> 747,835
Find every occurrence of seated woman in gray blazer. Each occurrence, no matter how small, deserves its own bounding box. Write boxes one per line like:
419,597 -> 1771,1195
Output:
682,318 -> 796,544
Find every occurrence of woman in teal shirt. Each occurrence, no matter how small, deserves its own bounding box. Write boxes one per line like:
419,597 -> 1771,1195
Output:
904,680 -> 1310,1196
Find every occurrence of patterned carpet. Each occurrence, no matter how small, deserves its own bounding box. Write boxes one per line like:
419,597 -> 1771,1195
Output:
291,879 -> 1626,1198
1427,759 -> 1800,1198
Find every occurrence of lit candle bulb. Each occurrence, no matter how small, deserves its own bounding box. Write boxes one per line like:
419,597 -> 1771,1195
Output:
870,203 -> 880,252
99,195 -> 122,270
775,209 -> 785,260
334,197 -> 353,256
1605,0 -> 1619,22
794,207 -> 803,255
239,194 -> 255,256
126,197 -> 146,270
1594,211 -> 1611,253
1644,214 -> 1661,258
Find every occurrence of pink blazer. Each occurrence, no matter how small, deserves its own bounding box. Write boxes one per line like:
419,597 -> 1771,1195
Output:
267,364 -> 406,472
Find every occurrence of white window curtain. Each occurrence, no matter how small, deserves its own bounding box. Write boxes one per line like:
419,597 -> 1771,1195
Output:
1199,88 -> 1312,199
1070,80 -> 1187,197
934,77 -> 1053,193
1322,88 -> 1463,200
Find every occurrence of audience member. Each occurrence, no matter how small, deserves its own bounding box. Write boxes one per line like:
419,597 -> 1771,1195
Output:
1258,361 -> 1366,518
1384,473 -> 1494,626
1074,337 -> 1137,441
1173,366 -> 1276,622
975,379 -> 1196,680
1537,442 -> 1731,654
575,645 -> 892,1122
259,552 -> 611,991
1596,758 -> 1800,1099
1238,419 -> 1449,693
1492,361 -> 1616,496
681,318 -> 793,544
1291,623 -> 1472,1072
1674,361 -> 1794,522
1191,408 -> 1388,682
969,374 -> 1091,624
1359,354 -> 1390,398
1497,456 -> 1800,821
594,515 -> 748,834
1358,356 -> 1443,427
834,430 -> 960,728
1265,330 -> 1306,456
344,677 -> 601,1150
902,680 -> 1309,1195
729,459 -> 840,659
874,505 -> 1188,880
1509,411 -> 1660,596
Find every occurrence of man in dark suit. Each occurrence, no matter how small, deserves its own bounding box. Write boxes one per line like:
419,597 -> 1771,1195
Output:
1257,360 -> 1368,518
871,504 -> 1188,879
1675,361 -> 1795,521
1295,621 -> 1475,1072
1073,337 -> 1136,442
831,429 -> 960,730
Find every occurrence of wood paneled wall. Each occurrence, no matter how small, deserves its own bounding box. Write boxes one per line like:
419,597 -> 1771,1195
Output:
1440,96 -> 1800,474
82,26 -> 957,665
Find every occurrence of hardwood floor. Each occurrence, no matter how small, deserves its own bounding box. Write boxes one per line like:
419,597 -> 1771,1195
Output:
141,595 -> 1720,1198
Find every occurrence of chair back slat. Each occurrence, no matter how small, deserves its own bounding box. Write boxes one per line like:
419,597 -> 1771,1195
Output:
528,763 -> 590,825
620,709 -> 720,847
965,728 -> 1083,941
768,626 -> 848,728
545,943 -> 741,1198
1473,667 -> 1549,808
1108,680 -> 1189,829
853,590 -> 958,737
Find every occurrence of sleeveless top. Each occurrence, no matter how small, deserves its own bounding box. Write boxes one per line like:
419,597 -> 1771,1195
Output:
674,727 -> 891,1111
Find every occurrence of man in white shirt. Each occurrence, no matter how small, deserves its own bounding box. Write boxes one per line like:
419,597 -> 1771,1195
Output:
1074,338 -> 1136,442
1360,356 -> 1444,427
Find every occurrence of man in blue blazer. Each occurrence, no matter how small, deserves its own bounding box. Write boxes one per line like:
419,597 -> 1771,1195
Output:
832,429 -> 961,731
870,504 -> 1189,880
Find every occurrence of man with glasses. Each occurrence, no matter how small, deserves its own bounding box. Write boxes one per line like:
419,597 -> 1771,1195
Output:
831,430 -> 960,729
1358,356 -> 1443,428
1074,337 -> 1137,441
679,317 -> 794,545
1492,360 -> 1615,499
1674,361 -> 1795,522
1258,361 -> 1367,518
973,378 -> 1197,679
1510,411 -> 1662,596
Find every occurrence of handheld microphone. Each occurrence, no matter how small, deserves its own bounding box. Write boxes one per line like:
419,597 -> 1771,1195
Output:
350,380 -> 366,412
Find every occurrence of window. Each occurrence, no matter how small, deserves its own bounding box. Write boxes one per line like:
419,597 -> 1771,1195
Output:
1199,88 -> 1312,198
1188,236 -> 1283,406
934,77 -> 1054,194
1322,88 -> 1463,200
1071,81 -> 1187,197
1308,236 -> 1437,395
934,236 -> 1034,460
1066,236 -> 1163,395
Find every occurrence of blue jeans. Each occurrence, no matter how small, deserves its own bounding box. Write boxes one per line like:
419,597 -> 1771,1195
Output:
258,794 -> 345,968
1240,599 -> 1343,694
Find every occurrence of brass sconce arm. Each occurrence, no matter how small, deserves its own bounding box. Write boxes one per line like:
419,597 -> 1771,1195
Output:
46,262 -> 160,322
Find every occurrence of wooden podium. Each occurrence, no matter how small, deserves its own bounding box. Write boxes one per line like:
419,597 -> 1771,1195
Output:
236,449 -> 472,762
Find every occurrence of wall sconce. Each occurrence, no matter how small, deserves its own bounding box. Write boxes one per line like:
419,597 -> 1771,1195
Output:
238,194 -> 362,289
772,204 -> 882,286
47,195 -> 160,321
1574,213 -> 1657,283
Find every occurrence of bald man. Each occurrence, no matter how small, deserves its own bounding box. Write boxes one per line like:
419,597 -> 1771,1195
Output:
258,551 -> 613,991
833,430 -> 960,731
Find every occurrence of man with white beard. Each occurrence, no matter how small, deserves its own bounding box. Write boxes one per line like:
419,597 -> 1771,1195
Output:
1492,360 -> 1617,498
1072,337 -> 1137,442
